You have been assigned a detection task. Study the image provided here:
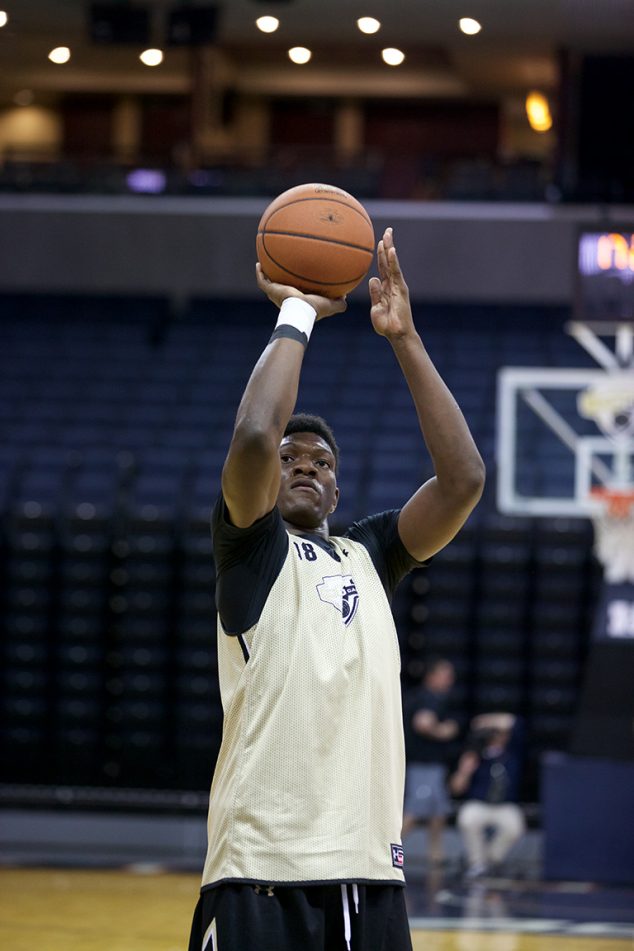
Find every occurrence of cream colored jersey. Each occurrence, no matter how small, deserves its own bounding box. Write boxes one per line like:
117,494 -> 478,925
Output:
201,500 -> 421,888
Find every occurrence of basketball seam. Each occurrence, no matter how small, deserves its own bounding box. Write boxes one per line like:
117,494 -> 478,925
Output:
258,237 -> 369,287
257,231 -> 374,254
262,195 -> 373,230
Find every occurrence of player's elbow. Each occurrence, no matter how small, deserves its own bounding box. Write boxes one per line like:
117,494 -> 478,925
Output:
230,420 -> 279,460
466,455 -> 486,498
448,454 -> 486,506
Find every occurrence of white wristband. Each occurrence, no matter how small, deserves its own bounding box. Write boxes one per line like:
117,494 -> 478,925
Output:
275,297 -> 317,341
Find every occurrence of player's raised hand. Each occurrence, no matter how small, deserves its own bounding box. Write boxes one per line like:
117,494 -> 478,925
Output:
256,264 -> 347,321
368,228 -> 416,339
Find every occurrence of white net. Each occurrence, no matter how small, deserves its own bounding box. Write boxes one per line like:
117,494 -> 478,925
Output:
591,492 -> 634,583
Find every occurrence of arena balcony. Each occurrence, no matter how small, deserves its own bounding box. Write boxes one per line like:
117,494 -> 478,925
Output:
0,146 -> 550,202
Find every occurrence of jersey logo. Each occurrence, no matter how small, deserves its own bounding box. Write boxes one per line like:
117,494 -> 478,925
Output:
391,843 -> 405,869
316,574 -> 359,626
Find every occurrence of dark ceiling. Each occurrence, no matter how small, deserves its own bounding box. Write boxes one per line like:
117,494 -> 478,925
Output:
0,0 -> 632,104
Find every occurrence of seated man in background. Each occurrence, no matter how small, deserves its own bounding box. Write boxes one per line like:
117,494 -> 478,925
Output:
401,658 -> 461,866
449,712 -> 525,879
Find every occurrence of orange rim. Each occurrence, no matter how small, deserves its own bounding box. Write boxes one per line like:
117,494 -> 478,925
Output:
590,487 -> 634,517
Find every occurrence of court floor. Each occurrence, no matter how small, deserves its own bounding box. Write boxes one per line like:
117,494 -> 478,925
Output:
0,868 -> 632,951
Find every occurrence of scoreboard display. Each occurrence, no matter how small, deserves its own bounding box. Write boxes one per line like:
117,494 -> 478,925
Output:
577,230 -> 634,321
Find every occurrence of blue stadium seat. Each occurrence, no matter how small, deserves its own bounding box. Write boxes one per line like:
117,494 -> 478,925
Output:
0,292 -> 596,795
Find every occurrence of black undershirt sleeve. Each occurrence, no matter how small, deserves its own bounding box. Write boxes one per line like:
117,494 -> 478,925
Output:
211,494 -> 289,635
212,500 -> 424,632
345,508 -> 427,600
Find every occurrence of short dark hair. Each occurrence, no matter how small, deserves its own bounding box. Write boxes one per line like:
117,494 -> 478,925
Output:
283,413 -> 340,471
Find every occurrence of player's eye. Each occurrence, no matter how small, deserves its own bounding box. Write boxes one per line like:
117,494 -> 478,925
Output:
316,459 -> 331,468
280,454 -> 294,464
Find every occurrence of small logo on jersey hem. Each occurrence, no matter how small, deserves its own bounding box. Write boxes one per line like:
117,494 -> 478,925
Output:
316,574 -> 359,626
391,843 -> 405,869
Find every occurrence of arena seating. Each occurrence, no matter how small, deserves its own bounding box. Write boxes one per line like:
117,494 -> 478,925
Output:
0,293 -> 599,798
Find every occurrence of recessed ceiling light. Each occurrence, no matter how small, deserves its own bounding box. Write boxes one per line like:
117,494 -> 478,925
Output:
357,17 -> 381,34
48,47 -> 71,64
382,47 -> 405,66
288,46 -> 312,65
459,17 -> 482,35
256,16 -> 279,33
140,48 -> 164,67
0,11 -> 8,28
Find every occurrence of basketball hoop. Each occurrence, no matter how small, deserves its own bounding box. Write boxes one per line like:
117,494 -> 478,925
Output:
590,487 -> 634,517
590,488 -> 634,583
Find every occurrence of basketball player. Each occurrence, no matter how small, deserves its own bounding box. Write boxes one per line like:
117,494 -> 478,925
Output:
188,228 -> 485,951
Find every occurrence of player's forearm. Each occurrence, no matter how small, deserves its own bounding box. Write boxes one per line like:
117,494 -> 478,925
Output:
390,331 -> 485,498
472,713 -> 515,731
232,338 -> 304,448
450,753 -> 479,794
449,771 -> 469,795
434,719 -> 459,740
231,295 -> 318,449
222,335 -> 306,527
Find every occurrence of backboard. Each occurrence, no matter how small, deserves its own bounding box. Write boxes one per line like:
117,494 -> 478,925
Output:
496,321 -> 634,518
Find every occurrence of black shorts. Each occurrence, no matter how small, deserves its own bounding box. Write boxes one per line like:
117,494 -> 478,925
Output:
188,882 -> 413,951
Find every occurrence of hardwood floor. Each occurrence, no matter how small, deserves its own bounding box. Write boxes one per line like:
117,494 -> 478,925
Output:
0,868 -> 631,951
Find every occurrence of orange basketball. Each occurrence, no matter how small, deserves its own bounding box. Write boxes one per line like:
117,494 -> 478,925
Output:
256,183 -> 375,298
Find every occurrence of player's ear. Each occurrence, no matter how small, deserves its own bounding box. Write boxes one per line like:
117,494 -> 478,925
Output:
329,486 -> 340,513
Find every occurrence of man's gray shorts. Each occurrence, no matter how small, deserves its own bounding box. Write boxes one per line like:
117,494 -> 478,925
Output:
403,763 -> 450,820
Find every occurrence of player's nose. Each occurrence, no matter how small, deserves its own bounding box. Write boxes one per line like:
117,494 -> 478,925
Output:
293,455 -> 317,474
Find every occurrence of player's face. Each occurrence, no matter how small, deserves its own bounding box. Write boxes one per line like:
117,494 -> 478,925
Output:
428,662 -> 455,693
277,432 -> 339,530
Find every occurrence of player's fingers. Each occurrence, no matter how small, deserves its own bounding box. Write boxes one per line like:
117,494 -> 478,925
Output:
256,262 -> 270,288
368,275 -> 382,303
376,240 -> 388,279
325,294 -> 347,313
388,245 -> 403,279
382,228 -> 403,278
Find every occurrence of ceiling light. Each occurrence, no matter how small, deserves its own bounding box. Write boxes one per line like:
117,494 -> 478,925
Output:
140,48 -> 164,66
288,46 -> 311,65
526,91 -> 553,132
459,17 -> 482,35
256,15 -> 279,33
357,16 -> 381,34
48,47 -> 71,64
382,48 -> 405,66
0,11 -> 8,28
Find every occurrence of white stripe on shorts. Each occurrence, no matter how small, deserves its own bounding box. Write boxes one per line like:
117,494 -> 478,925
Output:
202,917 -> 217,951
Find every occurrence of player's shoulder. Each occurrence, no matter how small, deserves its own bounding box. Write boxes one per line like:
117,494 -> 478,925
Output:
211,493 -> 288,578
344,508 -> 400,535
344,509 -> 401,548
212,492 -> 284,540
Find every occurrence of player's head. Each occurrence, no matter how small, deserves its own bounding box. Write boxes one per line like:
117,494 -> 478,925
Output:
277,414 -> 339,530
476,727 -> 511,753
423,657 -> 455,693
284,414 -> 339,471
